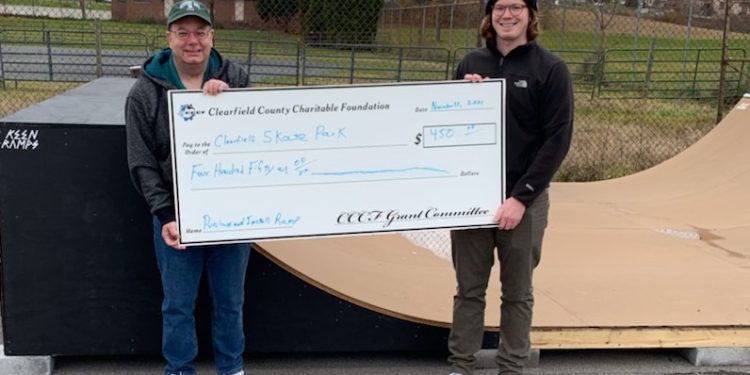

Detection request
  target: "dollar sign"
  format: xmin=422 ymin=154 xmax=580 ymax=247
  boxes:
xmin=414 ymin=133 xmax=422 ymax=145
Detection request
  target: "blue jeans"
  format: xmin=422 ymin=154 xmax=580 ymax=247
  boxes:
xmin=153 ymin=217 xmax=250 ymax=375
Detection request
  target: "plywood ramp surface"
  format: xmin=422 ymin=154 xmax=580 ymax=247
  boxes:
xmin=255 ymin=97 xmax=750 ymax=337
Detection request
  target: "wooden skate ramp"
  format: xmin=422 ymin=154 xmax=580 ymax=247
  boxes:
xmin=255 ymin=96 xmax=750 ymax=348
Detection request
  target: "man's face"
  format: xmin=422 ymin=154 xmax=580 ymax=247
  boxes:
xmin=491 ymin=0 xmax=529 ymax=45
xmin=167 ymin=16 xmax=214 ymax=67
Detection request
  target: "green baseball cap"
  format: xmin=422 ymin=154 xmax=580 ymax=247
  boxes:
xmin=167 ymin=0 xmax=212 ymax=28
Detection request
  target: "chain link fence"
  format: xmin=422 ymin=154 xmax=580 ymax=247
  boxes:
xmin=1 ymin=0 xmax=748 ymax=181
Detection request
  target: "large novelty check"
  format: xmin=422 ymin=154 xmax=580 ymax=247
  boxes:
xmin=169 ymin=80 xmax=505 ymax=245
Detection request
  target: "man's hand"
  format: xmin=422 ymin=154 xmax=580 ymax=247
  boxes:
xmin=162 ymin=221 xmax=187 ymax=250
xmin=203 ymin=79 xmax=229 ymax=96
xmin=493 ymin=197 xmax=526 ymax=231
xmin=464 ymin=73 xmax=485 ymax=83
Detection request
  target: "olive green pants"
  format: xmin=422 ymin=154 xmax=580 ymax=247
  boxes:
xmin=448 ymin=189 xmax=549 ymax=375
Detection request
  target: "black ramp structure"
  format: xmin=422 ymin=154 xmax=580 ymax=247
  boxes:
xmin=0 ymin=78 xmax=453 ymax=356
xmin=0 ymin=78 xmax=162 ymax=355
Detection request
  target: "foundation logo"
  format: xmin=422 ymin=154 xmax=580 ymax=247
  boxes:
xmin=1 ymin=129 xmax=39 ymax=150
xmin=177 ymin=104 xmax=205 ymax=122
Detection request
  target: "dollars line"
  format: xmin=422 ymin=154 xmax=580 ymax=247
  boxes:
xmin=190 ymin=160 xmax=451 ymax=181
xmin=311 ymin=166 xmax=449 ymax=176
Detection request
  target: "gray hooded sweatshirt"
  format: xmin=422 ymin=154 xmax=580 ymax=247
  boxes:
xmin=125 ymin=48 xmax=249 ymax=223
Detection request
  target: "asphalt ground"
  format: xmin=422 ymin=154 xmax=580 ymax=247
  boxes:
xmin=1 ymin=318 xmax=749 ymax=375
xmin=50 ymin=349 xmax=750 ymax=375
xmin=1 ymin=315 xmax=749 ymax=375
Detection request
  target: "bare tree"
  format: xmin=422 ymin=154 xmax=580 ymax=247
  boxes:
xmin=585 ymin=0 xmax=620 ymax=51
xmin=579 ymin=0 xmax=620 ymax=95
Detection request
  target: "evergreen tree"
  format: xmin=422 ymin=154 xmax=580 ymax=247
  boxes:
xmin=256 ymin=0 xmax=299 ymax=32
xmin=301 ymin=0 xmax=385 ymax=44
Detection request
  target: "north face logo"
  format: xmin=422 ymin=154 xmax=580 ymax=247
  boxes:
xmin=514 ymin=80 xmax=528 ymax=89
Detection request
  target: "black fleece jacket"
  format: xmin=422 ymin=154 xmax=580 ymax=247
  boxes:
xmin=125 ymin=49 xmax=249 ymax=224
xmin=454 ymin=40 xmax=573 ymax=207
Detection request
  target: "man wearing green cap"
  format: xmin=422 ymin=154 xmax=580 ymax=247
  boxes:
xmin=447 ymin=0 xmax=573 ymax=374
xmin=125 ymin=1 xmax=250 ymax=375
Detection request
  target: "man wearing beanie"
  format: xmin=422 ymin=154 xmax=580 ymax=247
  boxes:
xmin=448 ymin=0 xmax=573 ymax=374
xmin=125 ymin=1 xmax=250 ymax=374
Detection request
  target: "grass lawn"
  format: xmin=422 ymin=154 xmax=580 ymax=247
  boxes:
xmin=557 ymin=96 xmax=716 ymax=181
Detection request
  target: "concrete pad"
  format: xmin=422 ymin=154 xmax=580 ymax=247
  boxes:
xmin=0 ymin=346 xmax=53 ymax=375
xmin=681 ymin=347 xmax=750 ymax=366
xmin=476 ymin=348 xmax=540 ymax=369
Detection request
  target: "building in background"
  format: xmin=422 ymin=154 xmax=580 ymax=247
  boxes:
xmin=112 ymin=0 xmax=301 ymax=32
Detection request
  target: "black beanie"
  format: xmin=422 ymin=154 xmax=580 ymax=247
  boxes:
xmin=485 ymin=0 xmax=538 ymax=15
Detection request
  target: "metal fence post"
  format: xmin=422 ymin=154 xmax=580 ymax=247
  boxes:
xmin=398 ymin=7 xmax=403 ymax=38
xmin=560 ymin=3 xmax=567 ymax=50
xmin=420 ymin=7 xmax=427 ymax=46
xmin=95 ymin=19 xmax=102 ymax=78
xmin=246 ymin=40 xmax=253 ymax=85
xmin=681 ymin=0 xmax=694 ymax=83
xmin=396 ymin=47 xmax=403 ymax=82
xmin=475 ymin=0 xmax=482 ymax=47
xmin=644 ymin=38 xmax=656 ymax=98
xmin=444 ymin=48 xmax=451 ymax=80
xmin=80 ymin=0 xmax=87 ymax=20
xmin=435 ymin=7 xmax=441 ymax=44
xmin=632 ymin=0 xmax=642 ymax=78
xmin=300 ymin=42 xmax=306 ymax=86
xmin=733 ymin=53 xmax=745 ymax=95
xmin=449 ymin=3 xmax=455 ymax=47
xmin=349 ymin=45 xmax=355 ymax=84
xmin=45 ymin=30 xmax=53 ymax=81
xmin=0 ymin=35 xmax=5 ymax=90
xmin=717 ymin=0 xmax=731 ymax=123
xmin=295 ymin=42 xmax=300 ymax=86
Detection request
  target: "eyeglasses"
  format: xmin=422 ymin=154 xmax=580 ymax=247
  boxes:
xmin=169 ymin=29 xmax=211 ymax=40
xmin=492 ymin=4 xmax=527 ymax=16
